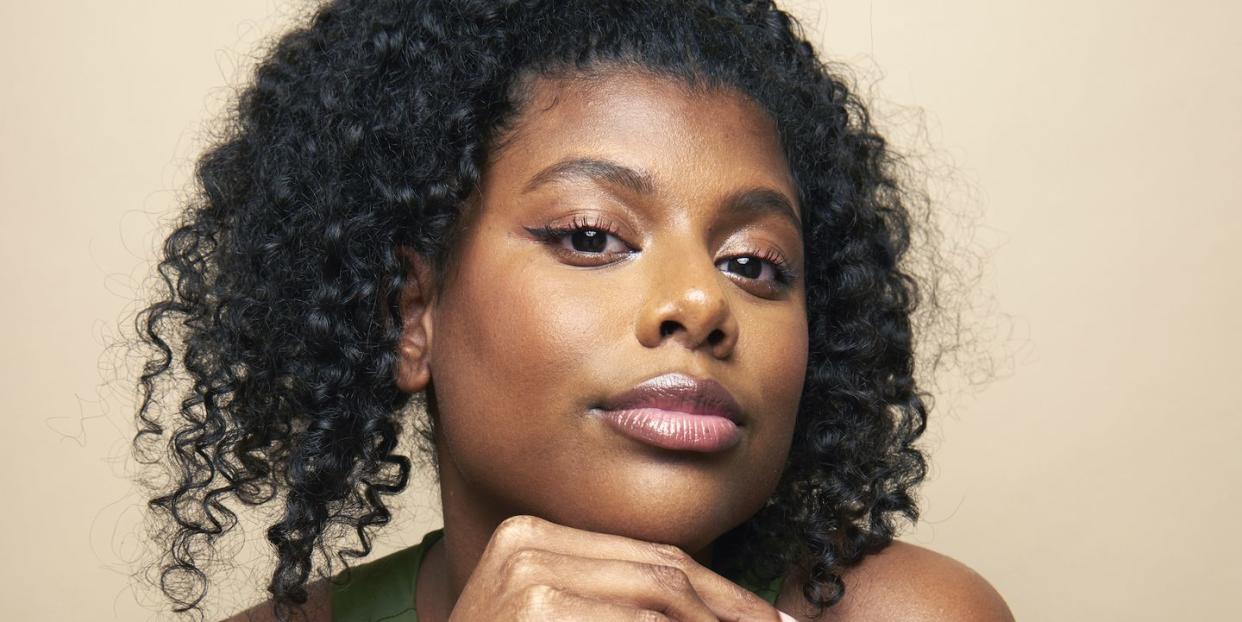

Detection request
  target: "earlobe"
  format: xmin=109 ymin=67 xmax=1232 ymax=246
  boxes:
xmin=394 ymin=247 xmax=436 ymax=394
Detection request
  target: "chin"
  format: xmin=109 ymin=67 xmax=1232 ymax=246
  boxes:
xmin=535 ymin=466 xmax=762 ymax=554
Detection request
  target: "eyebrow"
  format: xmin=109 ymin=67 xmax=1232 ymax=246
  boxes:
xmin=524 ymin=157 xmax=657 ymax=195
xmin=524 ymin=156 xmax=801 ymax=233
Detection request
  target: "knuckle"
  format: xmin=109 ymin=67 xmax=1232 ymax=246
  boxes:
xmin=635 ymin=612 xmax=671 ymax=622
xmin=494 ymin=515 xmax=540 ymax=548
xmin=645 ymin=563 xmax=691 ymax=592
xmin=517 ymin=583 xmax=560 ymax=611
xmin=501 ymin=548 xmax=545 ymax=582
xmin=649 ymin=542 xmax=690 ymax=566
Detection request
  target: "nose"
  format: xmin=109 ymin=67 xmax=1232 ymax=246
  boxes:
xmin=636 ymin=253 xmax=738 ymax=359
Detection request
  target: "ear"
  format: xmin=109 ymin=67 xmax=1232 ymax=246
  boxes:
xmin=394 ymin=247 xmax=436 ymax=393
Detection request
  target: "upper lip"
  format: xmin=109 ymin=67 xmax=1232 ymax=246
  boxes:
xmin=599 ymin=373 xmax=745 ymax=424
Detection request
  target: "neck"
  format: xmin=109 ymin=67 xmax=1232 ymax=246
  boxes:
xmin=418 ymin=434 xmax=717 ymax=622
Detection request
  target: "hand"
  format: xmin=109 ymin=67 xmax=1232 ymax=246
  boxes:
xmin=446 ymin=514 xmax=789 ymax=621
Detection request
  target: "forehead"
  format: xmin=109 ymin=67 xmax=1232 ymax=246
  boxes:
xmin=483 ymin=69 xmax=798 ymax=212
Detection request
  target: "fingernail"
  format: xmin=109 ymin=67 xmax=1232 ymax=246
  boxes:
xmin=777 ymin=611 xmax=797 ymax=622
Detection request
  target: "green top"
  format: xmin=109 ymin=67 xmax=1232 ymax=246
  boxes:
xmin=331 ymin=528 xmax=784 ymax=621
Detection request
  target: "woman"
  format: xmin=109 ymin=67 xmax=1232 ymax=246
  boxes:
xmin=133 ymin=1 xmax=1013 ymax=620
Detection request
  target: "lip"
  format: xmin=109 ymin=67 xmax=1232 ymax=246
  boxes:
xmin=593 ymin=373 xmax=744 ymax=453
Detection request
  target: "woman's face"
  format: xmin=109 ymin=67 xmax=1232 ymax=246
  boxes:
xmin=411 ymin=69 xmax=808 ymax=555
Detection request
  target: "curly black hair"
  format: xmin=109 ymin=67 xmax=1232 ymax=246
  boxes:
xmin=133 ymin=1 xmax=935 ymax=620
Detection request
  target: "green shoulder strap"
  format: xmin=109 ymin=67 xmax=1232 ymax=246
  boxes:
xmin=330 ymin=529 xmax=443 ymax=622
xmin=730 ymin=565 xmax=786 ymax=605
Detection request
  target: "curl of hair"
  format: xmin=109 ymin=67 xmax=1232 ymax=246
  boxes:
xmin=133 ymin=1 xmax=933 ymax=619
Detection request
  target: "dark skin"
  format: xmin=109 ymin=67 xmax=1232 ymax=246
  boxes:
xmin=226 ymin=69 xmax=1014 ymax=622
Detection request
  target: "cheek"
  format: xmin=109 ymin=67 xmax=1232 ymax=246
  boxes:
xmin=428 ymin=239 xmax=626 ymax=434
xmin=449 ymin=261 xmax=615 ymax=381
xmin=736 ymin=302 xmax=808 ymax=488
xmin=740 ymin=302 xmax=808 ymax=416
xmin=780 ymin=314 xmax=809 ymax=409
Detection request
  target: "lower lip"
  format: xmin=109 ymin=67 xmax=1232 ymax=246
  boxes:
xmin=595 ymin=408 xmax=742 ymax=453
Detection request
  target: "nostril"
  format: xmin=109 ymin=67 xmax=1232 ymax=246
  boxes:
xmin=707 ymin=329 xmax=724 ymax=346
xmin=659 ymin=320 xmax=678 ymax=337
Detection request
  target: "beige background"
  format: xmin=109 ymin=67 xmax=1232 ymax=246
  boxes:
xmin=2 ymin=1 xmax=1238 ymax=620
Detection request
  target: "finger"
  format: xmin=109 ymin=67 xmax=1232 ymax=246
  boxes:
xmin=500 ymin=548 xmax=717 ymax=622
xmin=485 ymin=515 xmax=781 ymax=622
xmin=512 ymin=584 xmax=673 ymax=622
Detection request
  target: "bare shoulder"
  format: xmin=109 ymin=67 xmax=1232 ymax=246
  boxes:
xmin=218 ymin=577 xmax=333 ymax=622
xmin=776 ymin=540 xmax=1014 ymax=622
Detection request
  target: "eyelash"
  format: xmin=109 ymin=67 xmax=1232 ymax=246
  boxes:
xmin=524 ymin=215 xmax=799 ymax=289
xmin=734 ymin=246 xmax=798 ymax=286
xmin=527 ymin=214 xmax=636 ymax=254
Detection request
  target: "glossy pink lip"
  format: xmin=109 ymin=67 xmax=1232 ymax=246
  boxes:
xmin=593 ymin=373 xmax=744 ymax=453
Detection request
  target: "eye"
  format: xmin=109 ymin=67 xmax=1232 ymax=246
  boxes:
xmin=715 ymin=249 xmax=797 ymax=291
xmin=524 ymin=214 xmax=635 ymax=261
xmin=718 ymin=256 xmax=771 ymax=280
xmin=560 ymin=227 xmax=629 ymax=254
